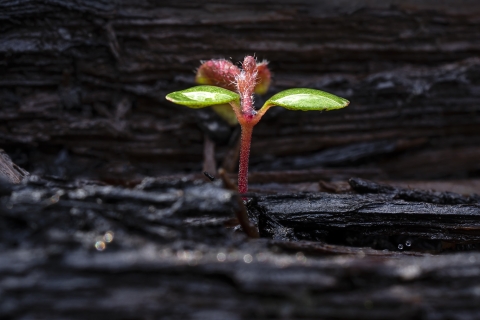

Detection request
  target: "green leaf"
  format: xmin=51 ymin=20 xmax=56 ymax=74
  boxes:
xmin=265 ymin=88 xmax=349 ymax=111
xmin=166 ymin=85 xmax=240 ymax=109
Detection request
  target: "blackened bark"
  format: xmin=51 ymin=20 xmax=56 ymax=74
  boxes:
xmin=3 ymin=1 xmax=480 ymax=319
xmin=1 ymin=0 xmax=480 ymax=181
xmin=1 ymin=176 xmax=480 ymax=319
xmin=349 ymin=177 xmax=480 ymax=204
xmin=253 ymin=191 xmax=480 ymax=251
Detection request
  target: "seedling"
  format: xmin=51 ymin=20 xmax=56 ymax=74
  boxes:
xmin=166 ymin=56 xmax=349 ymax=194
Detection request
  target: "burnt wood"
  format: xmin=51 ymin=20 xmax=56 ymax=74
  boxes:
xmin=1 ymin=0 xmax=480 ymax=181
xmin=349 ymin=177 xmax=480 ymax=204
xmin=1 ymin=176 xmax=480 ymax=319
xmin=253 ymin=192 xmax=480 ymax=252
xmin=3 ymin=1 xmax=480 ymax=319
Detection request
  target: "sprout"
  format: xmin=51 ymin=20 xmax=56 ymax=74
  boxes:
xmin=167 ymin=56 xmax=349 ymax=194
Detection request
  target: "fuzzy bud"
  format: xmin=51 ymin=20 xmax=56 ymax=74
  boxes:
xmin=195 ymin=59 xmax=240 ymax=92
xmin=242 ymin=56 xmax=257 ymax=74
xmin=236 ymin=56 xmax=258 ymax=116
xmin=254 ymin=61 xmax=271 ymax=95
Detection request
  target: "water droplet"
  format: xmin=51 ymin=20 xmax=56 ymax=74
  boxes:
xmin=217 ymin=252 xmax=226 ymax=262
xmin=103 ymin=231 xmax=114 ymax=243
xmin=296 ymin=252 xmax=307 ymax=263
xmin=243 ymin=254 xmax=253 ymax=264
xmin=49 ymin=194 xmax=60 ymax=204
xmin=70 ymin=207 xmax=81 ymax=215
xmin=95 ymin=241 xmax=106 ymax=251
xmin=405 ymin=240 xmax=411 ymax=247
xmin=398 ymin=244 xmax=404 ymax=250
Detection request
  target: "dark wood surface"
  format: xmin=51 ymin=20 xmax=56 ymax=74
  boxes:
xmin=254 ymin=178 xmax=480 ymax=251
xmin=1 ymin=0 xmax=480 ymax=181
xmin=2 ymin=1 xmax=480 ymax=319
xmin=1 ymin=176 xmax=480 ymax=319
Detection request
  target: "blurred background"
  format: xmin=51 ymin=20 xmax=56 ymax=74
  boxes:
xmin=2 ymin=0 xmax=480 ymax=190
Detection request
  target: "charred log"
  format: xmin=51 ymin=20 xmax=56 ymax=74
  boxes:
xmin=0 ymin=1 xmax=480 ymax=181
xmin=1 ymin=177 xmax=480 ymax=319
xmin=252 ymin=192 xmax=480 ymax=252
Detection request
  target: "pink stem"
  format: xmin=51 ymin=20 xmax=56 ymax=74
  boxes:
xmin=238 ymin=124 xmax=253 ymax=194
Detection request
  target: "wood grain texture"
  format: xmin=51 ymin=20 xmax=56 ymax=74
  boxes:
xmin=1 ymin=175 xmax=480 ymax=319
xmin=3 ymin=3 xmax=480 ymax=319
xmin=1 ymin=0 xmax=480 ymax=181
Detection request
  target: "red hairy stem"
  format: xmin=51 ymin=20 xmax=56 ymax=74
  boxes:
xmin=238 ymin=124 xmax=253 ymax=194
xmin=214 ymin=56 xmax=270 ymax=194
